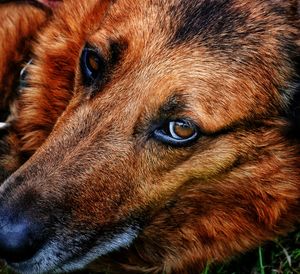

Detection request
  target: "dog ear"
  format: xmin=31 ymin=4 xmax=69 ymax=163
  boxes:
xmin=0 ymin=1 xmax=62 ymax=11
xmin=285 ymin=56 xmax=300 ymax=138
xmin=280 ymin=0 xmax=300 ymax=136
xmin=36 ymin=0 xmax=62 ymax=9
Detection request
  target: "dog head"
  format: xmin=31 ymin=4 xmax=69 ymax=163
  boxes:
xmin=0 ymin=0 xmax=299 ymax=273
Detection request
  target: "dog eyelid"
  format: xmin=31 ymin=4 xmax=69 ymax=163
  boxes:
xmin=153 ymin=119 xmax=200 ymax=147
xmin=80 ymin=44 xmax=107 ymax=88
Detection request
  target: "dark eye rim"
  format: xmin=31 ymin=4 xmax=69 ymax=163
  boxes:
xmin=80 ymin=44 xmax=106 ymax=87
xmin=153 ymin=119 xmax=200 ymax=147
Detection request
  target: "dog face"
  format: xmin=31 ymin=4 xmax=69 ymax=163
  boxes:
xmin=0 ymin=0 xmax=299 ymax=273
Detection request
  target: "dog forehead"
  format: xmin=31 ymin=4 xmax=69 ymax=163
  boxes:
xmin=168 ymin=0 xmax=287 ymax=50
xmin=170 ymin=0 xmax=247 ymax=44
xmin=85 ymin=0 xmax=294 ymax=132
xmin=103 ymin=0 xmax=290 ymax=54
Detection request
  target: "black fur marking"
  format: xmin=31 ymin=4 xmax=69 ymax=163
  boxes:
xmin=132 ymin=93 xmax=187 ymax=139
xmin=169 ymin=0 xmax=251 ymax=51
xmin=157 ymin=93 xmax=187 ymax=119
xmin=109 ymin=40 xmax=127 ymax=69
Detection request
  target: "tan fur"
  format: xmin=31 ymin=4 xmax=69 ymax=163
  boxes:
xmin=0 ymin=0 xmax=299 ymax=273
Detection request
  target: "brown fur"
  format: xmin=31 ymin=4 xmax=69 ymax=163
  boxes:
xmin=0 ymin=2 xmax=48 ymax=180
xmin=0 ymin=0 xmax=299 ymax=273
xmin=0 ymin=2 xmax=48 ymax=120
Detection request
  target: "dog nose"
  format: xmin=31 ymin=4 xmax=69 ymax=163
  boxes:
xmin=0 ymin=218 xmax=42 ymax=263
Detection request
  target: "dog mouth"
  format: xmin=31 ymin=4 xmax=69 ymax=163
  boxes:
xmin=8 ymin=225 xmax=140 ymax=274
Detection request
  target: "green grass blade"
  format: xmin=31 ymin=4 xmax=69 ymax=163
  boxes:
xmin=201 ymin=262 xmax=210 ymax=274
xmin=259 ymin=246 xmax=266 ymax=274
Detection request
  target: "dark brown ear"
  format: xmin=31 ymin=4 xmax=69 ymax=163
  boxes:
xmin=0 ymin=0 xmax=62 ymax=11
xmin=35 ymin=0 xmax=62 ymax=9
xmin=285 ymin=56 xmax=300 ymax=138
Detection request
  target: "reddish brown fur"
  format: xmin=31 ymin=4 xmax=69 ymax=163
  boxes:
xmin=0 ymin=2 xmax=48 ymax=180
xmin=0 ymin=0 xmax=299 ymax=273
xmin=0 ymin=2 xmax=47 ymax=120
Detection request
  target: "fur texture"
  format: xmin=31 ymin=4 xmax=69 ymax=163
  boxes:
xmin=0 ymin=1 xmax=48 ymax=181
xmin=0 ymin=0 xmax=299 ymax=273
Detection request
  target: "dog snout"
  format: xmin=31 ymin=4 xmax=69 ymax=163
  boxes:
xmin=0 ymin=209 xmax=45 ymax=263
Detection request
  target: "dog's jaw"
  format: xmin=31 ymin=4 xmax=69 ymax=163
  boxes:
xmin=9 ymin=225 xmax=139 ymax=274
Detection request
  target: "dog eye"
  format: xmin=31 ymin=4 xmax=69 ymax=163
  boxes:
xmin=80 ymin=46 xmax=106 ymax=86
xmin=154 ymin=119 xmax=200 ymax=146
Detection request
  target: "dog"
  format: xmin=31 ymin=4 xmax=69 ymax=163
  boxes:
xmin=0 ymin=0 xmax=299 ymax=273
xmin=0 ymin=0 xmax=50 ymax=181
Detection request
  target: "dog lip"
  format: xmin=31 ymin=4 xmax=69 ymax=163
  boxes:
xmin=8 ymin=254 xmax=61 ymax=274
xmin=7 ymin=224 xmax=140 ymax=274
xmin=8 ymin=260 xmax=37 ymax=274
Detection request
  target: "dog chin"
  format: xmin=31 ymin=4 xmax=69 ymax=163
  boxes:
xmin=9 ymin=225 xmax=139 ymax=274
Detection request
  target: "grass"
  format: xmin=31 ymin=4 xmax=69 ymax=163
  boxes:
xmin=0 ymin=229 xmax=299 ymax=274
xmin=258 ymin=246 xmax=266 ymax=274
xmin=202 ymin=229 xmax=300 ymax=274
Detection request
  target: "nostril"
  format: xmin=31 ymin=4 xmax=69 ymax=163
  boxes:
xmin=0 ymin=219 xmax=43 ymax=263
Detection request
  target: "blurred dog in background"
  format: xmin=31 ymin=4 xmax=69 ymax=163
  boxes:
xmin=0 ymin=0 xmax=51 ymax=180
xmin=0 ymin=0 xmax=299 ymax=273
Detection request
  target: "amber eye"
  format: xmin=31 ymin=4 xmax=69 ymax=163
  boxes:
xmin=169 ymin=121 xmax=197 ymax=140
xmin=80 ymin=45 xmax=106 ymax=86
xmin=154 ymin=119 xmax=200 ymax=147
